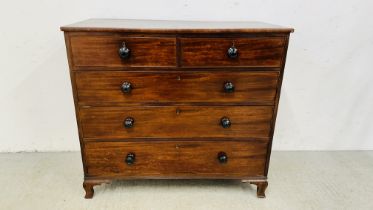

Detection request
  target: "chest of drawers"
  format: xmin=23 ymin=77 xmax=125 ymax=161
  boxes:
xmin=61 ymin=19 xmax=293 ymax=199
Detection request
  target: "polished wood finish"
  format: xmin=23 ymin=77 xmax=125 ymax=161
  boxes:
xmin=83 ymin=179 xmax=111 ymax=199
xmin=61 ymin=19 xmax=293 ymax=198
xmin=61 ymin=19 xmax=294 ymax=34
xmin=85 ymin=141 xmax=267 ymax=178
xmin=250 ymin=181 xmax=268 ymax=198
xmin=180 ymin=37 xmax=285 ymax=67
xmin=80 ymin=106 xmax=273 ymax=139
xmin=75 ymin=71 xmax=279 ymax=105
xmin=69 ymin=36 xmax=176 ymax=68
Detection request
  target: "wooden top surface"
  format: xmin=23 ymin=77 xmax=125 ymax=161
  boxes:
xmin=61 ymin=19 xmax=294 ymax=33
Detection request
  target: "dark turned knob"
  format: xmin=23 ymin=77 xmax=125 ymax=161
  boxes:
xmin=123 ymin=117 xmax=134 ymax=128
xmin=227 ymin=45 xmax=238 ymax=59
xmin=121 ymin=81 xmax=132 ymax=93
xmin=118 ymin=42 xmax=131 ymax=59
xmin=125 ymin=153 xmax=135 ymax=165
xmin=217 ymin=152 xmax=228 ymax=164
xmin=224 ymin=81 xmax=235 ymax=93
xmin=220 ymin=117 xmax=231 ymax=128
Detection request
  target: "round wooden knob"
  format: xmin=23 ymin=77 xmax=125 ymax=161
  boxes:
xmin=121 ymin=81 xmax=132 ymax=93
xmin=224 ymin=81 xmax=235 ymax=93
xmin=124 ymin=117 xmax=134 ymax=128
xmin=118 ymin=42 xmax=131 ymax=59
xmin=125 ymin=153 xmax=135 ymax=165
xmin=217 ymin=152 xmax=228 ymax=163
xmin=220 ymin=117 xmax=231 ymax=128
xmin=227 ymin=45 xmax=238 ymax=59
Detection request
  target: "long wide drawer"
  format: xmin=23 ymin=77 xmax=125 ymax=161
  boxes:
xmin=84 ymin=140 xmax=268 ymax=178
xmin=180 ymin=37 xmax=286 ymax=67
xmin=69 ymin=36 xmax=177 ymax=68
xmin=75 ymin=71 xmax=279 ymax=105
xmin=80 ymin=106 xmax=273 ymax=139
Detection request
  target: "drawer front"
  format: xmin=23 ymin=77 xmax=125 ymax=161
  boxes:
xmin=180 ymin=37 xmax=285 ymax=67
xmin=84 ymin=141 xmax=267 ymax=178
xmin=69 ymin=36 xmax=176 ymax=68
xmin=80 ymin=106 xmax=273 ymax=139
xmin=75 ymin=71 xmax=279 ymax=105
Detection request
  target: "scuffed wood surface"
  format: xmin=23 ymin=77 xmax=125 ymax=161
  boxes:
xmin=61 ymin=19 xmax=294 ymax=33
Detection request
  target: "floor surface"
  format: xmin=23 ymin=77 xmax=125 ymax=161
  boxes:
xmin=0 ymin=151 xmax=372 ymax=210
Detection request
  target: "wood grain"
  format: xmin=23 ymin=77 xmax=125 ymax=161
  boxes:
xmin=180 ymin=37 xmax=285 ymax=67
xmin=84 ymin=140 xmax=268 ymax=178
xmin=75 ymin=71 xmax=279 ymax=105
xmin=79 ymin=106 xmax=273 ymax=139
xmin=250 ymin=181 xmax=268 ymax=198
xmin=264 ymin=36 xmax=290 ymax=176
xmin=61 ymin=19 xmax=293 ymax=198
xmin=63 ymin=32 xmax=90 ymax=175
xmin=69 ymin=36 xmax=176 ymax=68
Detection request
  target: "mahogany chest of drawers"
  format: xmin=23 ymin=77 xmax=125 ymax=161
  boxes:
xmin=61 ymin=19 xmax=293 ymax=198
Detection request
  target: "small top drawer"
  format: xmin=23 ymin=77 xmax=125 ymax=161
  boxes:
xmin=180 ymin=37 xmax=286 ymax=68
xmin=69 ymin=36 xmax=177 ymax=68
